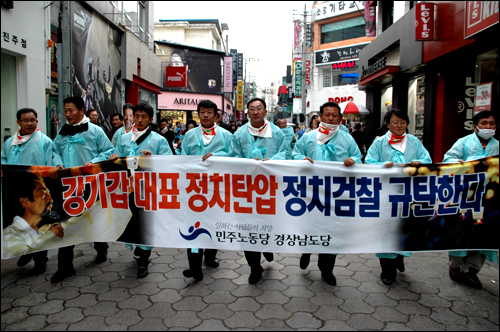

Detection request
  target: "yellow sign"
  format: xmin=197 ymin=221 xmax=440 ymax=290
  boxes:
xmin=237 ymin=80 xmax=244 ymax=110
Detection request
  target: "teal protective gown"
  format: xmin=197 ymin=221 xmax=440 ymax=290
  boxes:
xmin=53 ymin=123 xmax=114 ymax=167
xmin=365 ymin=132 xmax=432 ymax=259
xmin=181 ymin=126 xmax=232 ymax=157
xmin=443 ymin=133 xmax=499 ymax=262
xmin=365 ymin=132 xmax=432 ymax=165
xmin=114 ymin=129 xmax=172 ymax=251
xmin=111 ymin=126 xmax=128 ymax=147
xmin=114 ymin=130 xmax=173 ymax=157
xmin=229 ymin=123 xmax=292 ymax=160
xmin=443 ymin=133 xmax=499 ymax=162
xmin=292 ymin=129 xmax=362 ymax=163
xmin=1 ymin=131 xmax=55 ymax=166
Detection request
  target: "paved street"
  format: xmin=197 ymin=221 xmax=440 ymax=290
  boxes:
xmin=1 ymin=243 xmax=498 ymax=331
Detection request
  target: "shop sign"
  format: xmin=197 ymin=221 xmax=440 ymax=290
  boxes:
xmin=305 ymin=53 xmax=313 ymax=89
xmin=223 ymin=57 xmax=233 ymax=93
xmin=332 ymin=60 xmax=356 ymax=70
xmin=236 ymin=110 xmax=245 ymax=121
xmin=165 ymin=66 xmax=188 ymax=87
xmin=237 ymin=80 xmax=244 ymax=110
xmin=328 ymin=96 xmax=354 ymax=104
xmin=313 ymin=1 xmax=364 ymax=21
xmin=465 ymin=1 xmax=499 ymax=39
xmin=474 ymin=82 xmax=493 ymax=112
xmin=2 ymin=31 xmax=27 ymax=48
xmin=294 ymin=61 xmax=303 ymax=96
xmin=415 ymin=3 xmax=435 ymax=40
xmin=361 ymin=57 xmax=387 ymax=78
xmin=230 ymin=49 xmax=238 ymax=88
xmin=315 ymin=43 xmax=368 ymax=65
xmin=458 ymin=77 xmax=477 ymax=130
xmin=237 ymin=53 xmax=244 ymax=80
xmin=293 ymin=98 xmax=302 ymax=114
xmin=158 ymin=92 xmax=222 ymax=111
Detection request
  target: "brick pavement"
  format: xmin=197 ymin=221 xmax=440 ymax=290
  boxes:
xmin=1 ymin=243 xmax=498 ymax=330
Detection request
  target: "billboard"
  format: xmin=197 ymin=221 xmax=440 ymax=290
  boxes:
xmin=71 ymin=1 xmax=123 ymax=133
xmin=161 ymin=44 xmax=222 ymax=94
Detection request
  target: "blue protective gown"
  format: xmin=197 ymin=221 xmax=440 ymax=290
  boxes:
xmin=53 ymin=123 xmax=114 ymax=167
xmin=111 ymin=126 xmax=129 ymax=147
xmin=365 ymin=132 xmax=432 ymax=259
xmin=443 ymin=133 xmax=499 ymax=162
xmin=1 ymin=131 xmax=55 ymax=166
xmin=181 ymin=126 xmax=232 ymax=157
xmin=114 ymin=130 xmax=173 ymax=157
xmin=114 ymin=129 xmax=172 ymax=251
xmin=443 ymin=133 xmax=499 ymax=262
xmin=365 ymin=132 xmax=432 ymax=166
xmin=228 ymin=123 xmax=292 ymax=160
xmin=292 ymin=129 xmax=362 ymax=163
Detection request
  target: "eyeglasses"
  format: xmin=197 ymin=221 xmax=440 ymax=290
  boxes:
xmin=20 ymin=119 xmax=38 ymax=124
xmin=390 ymin=121 xmax=406 ymax=126
xmin=249 ymin=107 xmax=264 ymax=111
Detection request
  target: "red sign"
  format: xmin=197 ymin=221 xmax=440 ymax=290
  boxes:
xmin=165 ymin=66 xmax=188 ymax=87
xmin=465 ymin=1 xmax=499 ymax=38
xmin=474 ymin=82 xmax=493 ymax=112
xmin=236 ymin=110 xmax=245 ymax=121
xmin=415 ymin=3 xmax=435 ymax=40
xmin=332 ymin=61 xmax=356 ymax=70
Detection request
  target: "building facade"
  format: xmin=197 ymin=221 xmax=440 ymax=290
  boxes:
xmin=307 ymin=1 xmax=375 ymax=130
xmin=358 ymin=1 xmax=499 ymax=161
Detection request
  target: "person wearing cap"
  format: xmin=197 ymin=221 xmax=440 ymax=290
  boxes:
xmin=365 ymin=108 xmax=432 ymax=285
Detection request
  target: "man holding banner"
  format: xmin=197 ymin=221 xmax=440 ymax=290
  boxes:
xmin=292 ymin=101 xmax=362 ymax=286
xmin=51 ymin=96 xmax=114 ymax=283
xmin=110 ymin=103 xmax=172 ymax=278
xmin=229 ymin=98 xmax=292 ymax=284
xmin=1 ymin=108 xmax=56 ymax=275
xmin=180 ymin=100 xmax=233 ymax=281
xmin=443 ymin=110 xmax=498 ymax=290
xmin=365 ymin=109 xmax=432 ymax=285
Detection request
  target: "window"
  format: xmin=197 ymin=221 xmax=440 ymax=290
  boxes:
xmin=323 ymin=68 xmax=332 ymax=87
xmin=321 ymin=17 xmax=366 ymax=43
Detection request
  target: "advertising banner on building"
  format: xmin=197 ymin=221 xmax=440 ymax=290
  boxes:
xmin=465 ymin=1 xmax=500 ymax=38
xmin=224 ymin=56 xmax=233 ymax=93
xmin=364 ymin=1 xmax=376 ymax=37
xmin=160 ymin=44 xmax=222 ymax=94
xmin=237 ymin=80 xmax=244 ymax=110
xmin=293 ymin=19 xmax=303 ymax=62
xmin=71 ymin=1 xmax=122 ymax=133
xmin=2 ymin=156 xmax=498 ymax=259
xmin=165 ymin=66 xmax=188 ymax=87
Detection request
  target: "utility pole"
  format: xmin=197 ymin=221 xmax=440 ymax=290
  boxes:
xmin=58 ymin=1 xmax=72 ymax=116
xmin=301 ymin=4 xmax=307 ymax=128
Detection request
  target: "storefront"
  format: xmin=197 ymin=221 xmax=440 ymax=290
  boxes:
xmin=126 ymin=75 xmax=162 ymax=123
xmin=158 ymin=91 xmax=228 ymax=124
xmin=359 ymin=2 xmax=499 ymax=161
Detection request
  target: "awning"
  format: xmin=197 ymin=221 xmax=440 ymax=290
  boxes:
xmin=359 ymin=66 xmax=400 ymax=86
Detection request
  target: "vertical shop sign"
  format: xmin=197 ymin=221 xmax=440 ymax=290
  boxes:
xmin=237 ymin=53 xmax=244 ymax=81
xmin=364 ymin=1 xmax=376 ymax=37
xmin=231 ymin=49 xmax=238 ymax=87
xmin=294 ymin=61 xmax=303 ymax=96
xmin=224 ymin=57 xmax=233 ymax=93
xmin=237 ymin=80 xmax=244 ymax=111
xmin=415 ymin=3 xmax=435 ymax=40
xmin=305 ymin=53 xmax=312 ymax=89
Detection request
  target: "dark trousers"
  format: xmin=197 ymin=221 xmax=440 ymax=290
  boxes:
xmin=33 ymin=250 xmax=48 ymax=265
xmin=57 ymin=242 xmax=108 ymax=270
xmin=134 ymin=247 xmax=152 ymax=267
xmin=187 ymin=248 xmax=218 ymax=277
xmin=379 ymin=258 xmax=397 ymax=280
xmin=318 ymin=254 xmax=337 ymax=273
xmin=244 ymin=251 xmax=264 ymax=273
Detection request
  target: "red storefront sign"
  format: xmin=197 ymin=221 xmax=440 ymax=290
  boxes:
xmin=165 ymin=66 xmax=188 ymax=87
xmin=415 ymin=3 xmax=435 ymax=40
xmin=465 ymin=1 xmax=499 ymax=38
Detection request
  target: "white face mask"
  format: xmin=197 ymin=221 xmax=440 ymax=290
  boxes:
xmin=476 ymin=128 xmax=496 ymax=140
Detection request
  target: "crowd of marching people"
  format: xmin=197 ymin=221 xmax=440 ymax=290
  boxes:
xmin=1 ymin=95 xmax=498 ymax=291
